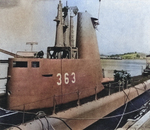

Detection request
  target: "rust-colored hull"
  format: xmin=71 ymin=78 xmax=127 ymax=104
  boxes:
xmin=6 ymin=3 xmax=104 ymax=111
xmin=7 ymin=80 xmax=150 ymax=130
xmin=6 ymin=58 xmax=103 ymax=110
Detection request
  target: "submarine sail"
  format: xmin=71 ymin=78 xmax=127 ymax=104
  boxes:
xmin=6 ymin=1 xmax=104 ymax=111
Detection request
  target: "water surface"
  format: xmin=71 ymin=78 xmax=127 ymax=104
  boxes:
xmin=101 ymin=59 xmax=146 ymax=78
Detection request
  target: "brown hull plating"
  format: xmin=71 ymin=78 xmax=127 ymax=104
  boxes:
xmin=7 ymin=58 xmax=103 ymax=110
xmin=6 ymin=3 xmax=104 ymax=111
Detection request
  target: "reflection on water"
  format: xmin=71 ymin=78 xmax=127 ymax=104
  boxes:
xmin=101 ymin=59 xmax=146 ymax=78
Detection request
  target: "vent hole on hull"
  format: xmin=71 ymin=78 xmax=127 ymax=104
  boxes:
xmin=42 ymin=74 xmax=53 ymax=77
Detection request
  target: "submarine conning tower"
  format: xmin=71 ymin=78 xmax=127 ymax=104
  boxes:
xmin=47 ymin=4 xmax=101 ymax=60
xmin=76 ymin=12 xmax=100 ymax=59
xmin=6 ymin=1 xmax=104 ymax=111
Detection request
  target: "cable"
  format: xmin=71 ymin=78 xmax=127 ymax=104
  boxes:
xmin=49 ymin=107 xmax=142 ymax=121
xmin=115 ymin=98 xmax=128 ymax=129
xmin=122 ymin=88 xmax=137 ymax=109
xmin=48 ymin=117 xmax=72 ymax=130
xmin=134 ymin=86 xmax=140 ymax=96
xmin=133 ymin=86 xmax=150 ymax=104
xmin=0 ymin=97 xmax=145 ymax=130
xmin=134 ymin=86 xmax=145 ymax=92
xmin=0 ymin=111 xmax=18 ymax=119
xmin=103 ymin=108 xmax=141 ymax=119
xmin=37 ymin=117 xmax=45 ymax=130
xmin=0 ymin=107 xmax=36 ymax=115
xmin=44 ymin=117 xmax=49 ymax=130
xmin=44 ymin=116 xmax=56 ymax=130
xmin=0 ymin=122 xmax=22 ymax=130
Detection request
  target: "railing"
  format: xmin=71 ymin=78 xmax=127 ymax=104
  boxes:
xmin=4 ymin=78 xmax=149 ymax=127
xmin=8 ymin=76 xmax=149 ymax=114
xmin=9 ymin=86 xmax=98 ymax=113
xmin=9 ymin=82 xmax=127 ymax=113
xmin=103 ymin=80 xmax=131 ymax=96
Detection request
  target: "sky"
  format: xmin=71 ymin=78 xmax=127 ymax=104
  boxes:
xmin=0 ymin=0 xmax=150 ymax=59
xmin=98 ymin=0 xmax=150 ymax=55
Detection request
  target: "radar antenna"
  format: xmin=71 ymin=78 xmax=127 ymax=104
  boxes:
xmin=26 ymin=42 xmax=38 ymax=51
xmin=69 ymin=6 xmax=78 ymax=47
xmin=98 ymin=0 xmax=102 ymax=22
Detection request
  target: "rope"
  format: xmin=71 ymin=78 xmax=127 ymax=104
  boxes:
xmin=37 ymin=117 xmax=45 ymax=130
xmin=134 ymin=86 xmax=146 ymax=91
xmin=48 ymin=117 xmax=72 ymax=130
xmin=35 ymin=111 xmax=55 ymax=130
xmin=0 ymin=111 xmax=18 ymax=118
xmin=0 ymin=122 xmax=22 ymax=130
xmin=0 ymin=102 xmax=145 ymax=130
xmin=122 ymin=89 xmax=137 ymax=109
xmin=50 ymin=107 xmax=142 ymax=121
xmin=44 ymin=116 xmax=55 ymax=130
xmin=0 ymin=108 xmax=36 ymax=120
xmin=44 ymin=116 xmax=50 ymax=130
xmin=115 ymin=98 xmax=128 ymax=129
xmin=133 ymin=86 xmax=150 ymax=103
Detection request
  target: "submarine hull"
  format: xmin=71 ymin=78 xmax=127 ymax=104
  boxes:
xmin=6 ymin=79 xmax=150 ymax=130
xmin=6 ymin=58 xmax=103 ymax=110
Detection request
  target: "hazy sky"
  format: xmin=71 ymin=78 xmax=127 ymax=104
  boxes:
xmin=97 ymin=0 xmax=150 ymax=55
xmin=0 ymin=0 xmax=150 ymax=59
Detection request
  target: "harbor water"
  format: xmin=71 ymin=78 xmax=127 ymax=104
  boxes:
xmin=0 ymin=59 xmax=146 ymax=93
xmin=101 ymin=59 xmax=146 ymax=78
xmin=0 ymin=63 xmax=8 ymax=94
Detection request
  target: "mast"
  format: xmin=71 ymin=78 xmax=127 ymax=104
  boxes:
xmin=63 ymin=0 xmax=70 ymax=47
xmin=70 ymin=10 xmax=74 ymax=47
xmin=69 ymin=6 xmax=78 ymax=47
xmin=54 ymin=0 xmax=64 ymax=47
xmin=47 ymin=0 xmax=78 ymax=59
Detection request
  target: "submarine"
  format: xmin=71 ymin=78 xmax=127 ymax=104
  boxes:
xmin=1 ymin=0 xmax=150 ymax=130
xmin=5 ymin=0 xmax=104 ymax=111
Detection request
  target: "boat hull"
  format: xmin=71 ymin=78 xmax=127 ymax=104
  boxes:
xmin=6 ymin=80 xmax=150 ymax=130
xmin=6 ymin=58 xmax=103 ymax=110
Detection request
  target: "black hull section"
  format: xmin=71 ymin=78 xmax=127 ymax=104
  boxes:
xmin=0 ymin=109 xmax=35 ymax=130
xmin=85 ymin=89 xmax=150 ymax=130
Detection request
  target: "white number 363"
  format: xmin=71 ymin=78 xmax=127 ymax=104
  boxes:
xmin=57 ymin=72 xmax=76 ymax=85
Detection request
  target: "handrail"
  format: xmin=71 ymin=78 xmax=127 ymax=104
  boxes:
xmin=9 ymin=78 xmax=146 ymax=112
xmin=0 ymin=48 xmax=23 ymax=58
xmin=10 ymin=86 xmax=98 ymax=110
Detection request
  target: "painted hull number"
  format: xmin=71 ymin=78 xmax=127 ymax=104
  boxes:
xmin=57 ymin=72 xmax=76 ymax=85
